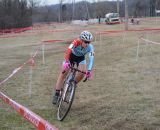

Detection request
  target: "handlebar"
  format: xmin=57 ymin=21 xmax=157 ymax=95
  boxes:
xmin=62 ymin=66 xmax=88 ymax=82
xmin=70 ymin=66 xmax=86 ymax=74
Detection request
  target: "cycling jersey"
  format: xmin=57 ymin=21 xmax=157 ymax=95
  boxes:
xmin=65 ymin=39 xmax=94 ymax=71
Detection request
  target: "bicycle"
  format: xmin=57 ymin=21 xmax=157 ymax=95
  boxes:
xmin=57 ymin=64 xmax=87 ymax=121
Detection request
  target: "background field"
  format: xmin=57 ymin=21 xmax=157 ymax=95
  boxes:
xmin=1 ymin=19 xmax=160 ymax=130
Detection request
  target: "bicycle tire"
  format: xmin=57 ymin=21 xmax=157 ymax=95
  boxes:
xmin=57 ymin=81 xmax=76 ymax=121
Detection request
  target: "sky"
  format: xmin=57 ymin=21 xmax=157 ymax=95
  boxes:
xmin=43 ymin=0 xmax=118 ymax=5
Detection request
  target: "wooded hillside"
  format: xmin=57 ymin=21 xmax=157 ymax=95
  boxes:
xmin=0 ymin=0 xmax=160 ymax=29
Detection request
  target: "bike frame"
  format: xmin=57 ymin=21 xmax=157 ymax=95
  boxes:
xmin=57 ymin=66 xmax=86 ymax=121
xmin=62 ymin=67 xmax=86 ymax=102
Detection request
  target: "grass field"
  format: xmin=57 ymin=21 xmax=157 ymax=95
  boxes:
xmin=1 ymin=19 xmax=160 ymax=130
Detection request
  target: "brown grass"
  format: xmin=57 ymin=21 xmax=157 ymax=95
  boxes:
xmin=1 ymin=19 xmax=160 ymax=130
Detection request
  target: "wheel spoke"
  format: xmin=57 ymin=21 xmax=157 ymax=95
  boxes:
xmin=57 ymin=82 xmax=75 ymax=121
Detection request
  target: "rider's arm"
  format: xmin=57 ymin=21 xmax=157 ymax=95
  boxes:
xmin=65 ymin=43 xmax=73 ymax=61
xmin=64 ymin=40 xmax=79 ymax=61
xmin=87 ymin=44 xmax=94 ymax=71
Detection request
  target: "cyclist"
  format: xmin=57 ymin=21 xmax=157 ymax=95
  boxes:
xmin=52 ymin=31 xmax=95 ymax=104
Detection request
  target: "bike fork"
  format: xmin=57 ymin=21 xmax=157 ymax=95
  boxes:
xmin=62 ymin=83 xmax=69 ymax=101
xmin=69 ymin=83 xmax=76 ymax=102
xmin=69 ymin=86 xmax=74 ymax=102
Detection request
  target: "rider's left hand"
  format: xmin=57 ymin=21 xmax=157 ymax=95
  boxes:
xmin=86 ymin=70 xmax=92 ymax=79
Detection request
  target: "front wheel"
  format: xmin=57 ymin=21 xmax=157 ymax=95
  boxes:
xmin=57 ymin=82 xmax=76 ymax=121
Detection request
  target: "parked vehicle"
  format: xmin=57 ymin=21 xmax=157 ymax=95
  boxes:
xmin=105 ymin=13 xmax=120 ymax=24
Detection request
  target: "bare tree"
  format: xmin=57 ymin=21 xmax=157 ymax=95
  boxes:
xmin=0 ymin=0 xmax=32 ymax=29
xmin=59 ymin=0 xmax=65 ymax=22
xmin=117 ymin=0 xmax=120 ymax=14
xmin=125 ymin=0 xmax=128 ymax=30
xmin=156 ymin=0 xmax=160 ymax=9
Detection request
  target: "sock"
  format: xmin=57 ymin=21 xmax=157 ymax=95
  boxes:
xmin=55 ymin=90 xmax=60 ymax=96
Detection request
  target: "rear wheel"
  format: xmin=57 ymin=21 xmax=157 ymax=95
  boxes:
xmin=57 ymin=82 xmax=76 ymax=121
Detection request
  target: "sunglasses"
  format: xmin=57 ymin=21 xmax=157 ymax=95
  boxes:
xmin=84 ymin=41 xmax=90 ymax=44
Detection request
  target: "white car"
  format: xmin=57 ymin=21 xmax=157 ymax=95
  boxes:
xmin=105 ymin=13 xmax=120 ymax=24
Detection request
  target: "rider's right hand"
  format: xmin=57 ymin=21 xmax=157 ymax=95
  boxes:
xmin=63 ymin=61 xmax=70 ymax=71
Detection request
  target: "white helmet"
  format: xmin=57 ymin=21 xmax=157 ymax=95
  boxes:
xmin=80 ymin=31 xmax=93 ymax=42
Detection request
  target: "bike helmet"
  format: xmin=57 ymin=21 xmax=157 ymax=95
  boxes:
xmin=80 ymin=31 xmax=93 ymax=42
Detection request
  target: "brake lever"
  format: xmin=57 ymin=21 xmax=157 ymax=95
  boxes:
xmin=83 ymin=77 xmax=88 ymax=82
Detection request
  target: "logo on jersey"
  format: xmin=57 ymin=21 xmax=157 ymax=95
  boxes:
xmin=73 ymin=46 xmax=88 ymax=56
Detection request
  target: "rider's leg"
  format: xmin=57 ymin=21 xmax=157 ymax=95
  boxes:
xmin=75 ymin=63 xmax=86 ymax=84
xmin=54 ymin=60 xmax=70 ymax=91
xmin=53 ymin=65 xmax=69 ymax=104
xmin=55 ymin=70 xmax=68 ymax=91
